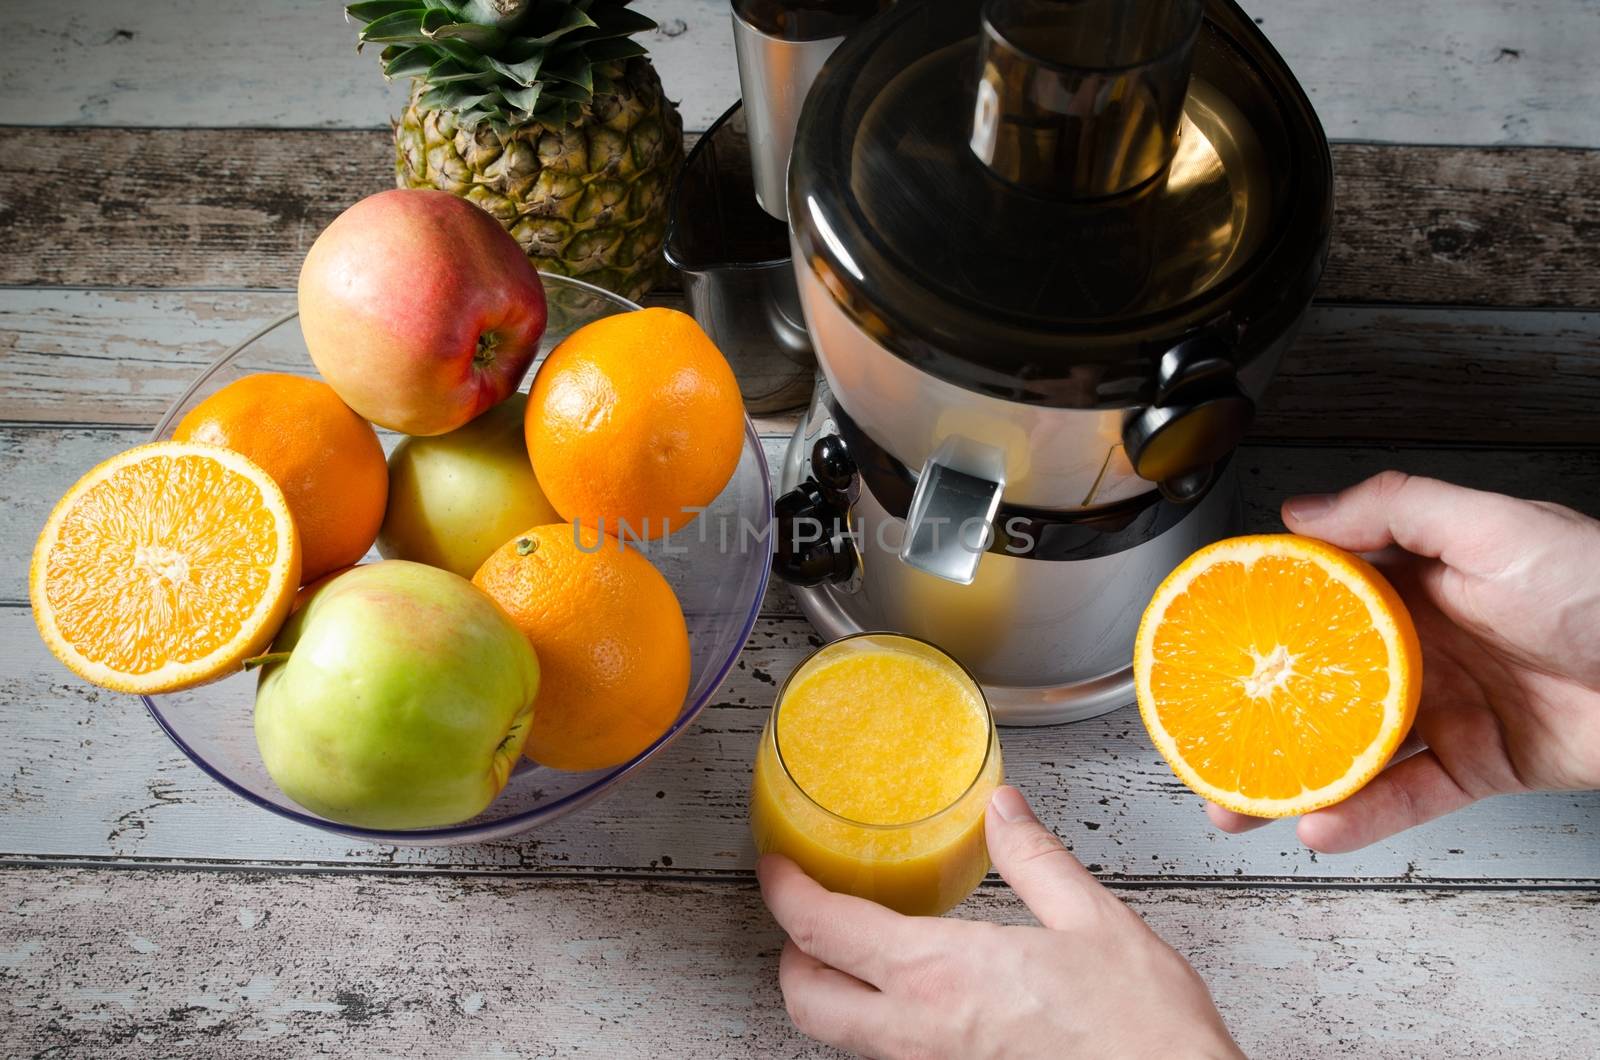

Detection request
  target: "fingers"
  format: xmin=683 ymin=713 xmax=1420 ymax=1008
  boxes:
xmin=777 ymin=939 xmax=888 ymax=1056
xmin=1282 ymin=471 xmax=1541 ymax=574
xmin=1204 ymin=802 xmax=1273 ymax=834
xmin=757 ymin=854 xmax=910 ymax=987
xmin=985 ymin=785 xmax=1106 ymax=930
xmin=1296 ymin=749 xmax=1477 ymax=853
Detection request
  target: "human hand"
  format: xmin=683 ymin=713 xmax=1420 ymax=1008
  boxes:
xmin=759 ymin=785 xmax=1241 ymax=1059
xmin=1208 ymin=472 xmax=1600 ymax=851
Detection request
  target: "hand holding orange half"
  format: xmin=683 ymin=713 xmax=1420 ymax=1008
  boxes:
xmin=1196 ymin=473 xmax=1600 ymax=853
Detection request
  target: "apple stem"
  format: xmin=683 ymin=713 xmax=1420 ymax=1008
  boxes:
xmin=474 ymin=331 xmax=499 ymax=368
xmin=241 ymin=652 xmax=292 ymax=672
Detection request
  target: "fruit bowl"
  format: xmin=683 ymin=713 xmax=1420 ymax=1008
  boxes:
xmin=145 ymin=275 xmax=774 ymax=845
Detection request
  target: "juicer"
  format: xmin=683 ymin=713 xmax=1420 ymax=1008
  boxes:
xmin=742 ymin=0 xmax=1332 ymax=724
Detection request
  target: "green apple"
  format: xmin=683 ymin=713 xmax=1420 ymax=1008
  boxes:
xmin=253 ymin=560 xmax=540 ymax=829
xmin=377 ymin=392 xmax=561 ymax=578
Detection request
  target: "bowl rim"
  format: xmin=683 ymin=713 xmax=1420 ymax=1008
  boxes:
xmin=141 ymin=273 xmax=775 ymax=844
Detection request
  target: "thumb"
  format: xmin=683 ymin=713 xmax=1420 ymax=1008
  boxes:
xmin=1282 ymin=471 xmax=1535 ymax=574
xmin=985 ymin=785 xmax=1106 ymax=929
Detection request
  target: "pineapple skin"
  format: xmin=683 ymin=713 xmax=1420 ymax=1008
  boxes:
xmin=395 ymin=58 xmax=684 ymax=302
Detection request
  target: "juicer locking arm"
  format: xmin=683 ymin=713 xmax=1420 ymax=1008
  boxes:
xmin=1122 ymin=334 xmax=1255 ymax=504
xmin=773 ymin=434 xmax=860 ymax=587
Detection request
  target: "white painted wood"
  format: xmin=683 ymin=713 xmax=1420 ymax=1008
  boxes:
xmin=2 ymin=0 xmax=1598 ymax=146
xmin=3 ymin=605 xmax=1599 ymax=879
xmin=0 ymin=867 xmax=1596 ymax=1057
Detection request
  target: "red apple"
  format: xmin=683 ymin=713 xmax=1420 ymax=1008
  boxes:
xmin=297 ymin=189 xmax=547 ymax=436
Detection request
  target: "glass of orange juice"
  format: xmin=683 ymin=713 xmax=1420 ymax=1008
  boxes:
xmin=749 ymin=632 xmax=1003 ymax=916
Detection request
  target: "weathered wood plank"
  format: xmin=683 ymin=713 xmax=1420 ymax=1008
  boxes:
xmin=1325 ymin=144 xmax=1600 ymax=308
xmin=4 ymin=598 xmax=1599 ymax=880
xmin=5 ymin=291 xmax=1597 ymax=443
xmin=5 ymin=0 xmax=1598 ymax=148
xmin=0 ymin=867 xmax=1596 ymax=1058
xmin=4 ymin=130 xmax=1599 ymax=307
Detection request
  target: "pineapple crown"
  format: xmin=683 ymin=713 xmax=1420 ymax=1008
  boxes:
xmin=346 ymin=0 xmax=657 ymax=128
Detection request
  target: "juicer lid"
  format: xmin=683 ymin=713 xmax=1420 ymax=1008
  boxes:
xmin=787 ymin=0 xmax=1333 ymax=408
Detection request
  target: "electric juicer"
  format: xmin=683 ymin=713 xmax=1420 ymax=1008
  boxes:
xmin=734 ymin=0 xmax=1333 ymax=725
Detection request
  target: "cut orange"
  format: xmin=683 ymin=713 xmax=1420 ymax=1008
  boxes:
xmin=30 ymin=441 xmax=301 ymax=694
xmin=1134 ymin=534 xmax=1421 ymax=818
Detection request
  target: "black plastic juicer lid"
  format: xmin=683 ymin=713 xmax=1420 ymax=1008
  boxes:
xmin=787 ymin=0 xmax=1333 ymax=408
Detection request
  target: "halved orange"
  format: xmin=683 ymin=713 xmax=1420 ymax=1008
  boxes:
xmin=30 ymin=441 xmax=301 ymax=694
xmin=1134 ymin=534 xmax=1421 ymax=818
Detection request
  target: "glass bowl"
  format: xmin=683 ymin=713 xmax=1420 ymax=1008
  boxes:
xmin=144 ymin=275 xmax=774 ymax=845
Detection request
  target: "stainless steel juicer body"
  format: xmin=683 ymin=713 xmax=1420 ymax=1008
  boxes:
xmin=767 ymin=0 xmax=1333 ymax=724
xmin=778 ymin=381 xmax=1243 ymax=725
xmin=731 ymin=0 xmax=888 ymax=222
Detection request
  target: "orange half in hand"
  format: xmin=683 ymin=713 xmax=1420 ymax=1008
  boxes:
xmin=30 ymin=441 xmax=301 ymax=694
xmin=1134 ymin=534 xmax=1422 ymax=818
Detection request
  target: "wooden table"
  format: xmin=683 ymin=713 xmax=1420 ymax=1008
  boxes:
xmin=3 ymin=2 xmax=1598 ymax=1055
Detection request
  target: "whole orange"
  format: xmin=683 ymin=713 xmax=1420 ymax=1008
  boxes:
xmin=472 ymin=524 xmax=691 ymax=772
xmin=175 ymin=373 xmax=388 ymax=583
xmin=525 ymin=307 xmax=744 ymax=539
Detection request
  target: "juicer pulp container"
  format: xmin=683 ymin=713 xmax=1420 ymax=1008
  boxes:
xmin=665 ymin=101 xmax=814 ymax=415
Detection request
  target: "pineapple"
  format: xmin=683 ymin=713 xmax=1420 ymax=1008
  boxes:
xmin=347 ymin=0 xmax=685 ymax=300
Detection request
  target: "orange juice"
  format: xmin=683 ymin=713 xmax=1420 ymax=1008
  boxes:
xmin=750 ymin=633 xmax=1002 ymax=915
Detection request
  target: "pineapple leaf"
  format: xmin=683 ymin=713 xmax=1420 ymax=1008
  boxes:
xmin=542 ymin=54 xmax=594 ymax=94
xmin=382 ymin=44 xmax=436 ymax=79
xmin=580 ymin=6 xmax=657 ymax=40
xmin=419 ymin=84 xmax=494 ymax=112
xmin=499 ymin=83 xmax=542 ymax=113
xmin=352 ymin=0 xmax=661 ymax=125
xmin=427 ymin=21 xmax=509 ymax=50
xmin=346 ymin=1 xmax=417 ymax=23
xmin=583 ymin=38 xmax=646 ymax=64
xmin=426 ymin=58 xmax=497 ymax=84
xmin=541 ymin=82 xmax=592 ymax=103
xmin=523 ymin=6 xmax=598 ymax=45
xmin=356 ymin=11 xmax=430 ymax=43
xmin=417 ymin=35 xmax=491 ymax=68
xmin=486 ymin=52 xmax=544 ymax=86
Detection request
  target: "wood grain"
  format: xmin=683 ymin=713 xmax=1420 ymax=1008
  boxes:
xmin=5 ymin=0 xmax=1599 ymax=147
xmin=4 ymin=129 xmax=1600 ymax=307
xmin=5 ymin=291 xmax=1598 ymax=443
xmin=1324 ymin=144 xmax=1600 ymax=308
xmin=1 ymin=867 xmax=1597 ymax=1058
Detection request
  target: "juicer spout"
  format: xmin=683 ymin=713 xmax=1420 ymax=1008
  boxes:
xmin=969 ymin=0 xmax=1203 ymax=198
xmin=900 ymin=437 xmax=1007 ymax=586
